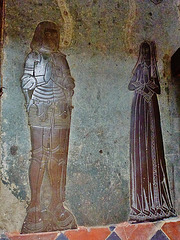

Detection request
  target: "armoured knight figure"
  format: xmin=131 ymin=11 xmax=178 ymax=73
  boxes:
xmin=21 ymin=21 xmax=77 ymax=233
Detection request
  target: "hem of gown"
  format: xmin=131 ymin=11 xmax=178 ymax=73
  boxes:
xmin=129 ymin=208 xmax=177 ymax=224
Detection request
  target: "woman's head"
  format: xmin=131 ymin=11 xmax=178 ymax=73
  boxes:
xmin=30 ymin=21 xmax=60 ymax=52
xmin=132 ymin=41 xmax=159 ymax=81
xmin=141 ymin=42 xmax=151 ymax=64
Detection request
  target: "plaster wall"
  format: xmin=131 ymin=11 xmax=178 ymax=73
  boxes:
xmin=0 ymin=0 xmax=179 ymax=232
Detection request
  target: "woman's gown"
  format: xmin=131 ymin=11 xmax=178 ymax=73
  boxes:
xmin=129 ymin=62 xmax=176 ymax=222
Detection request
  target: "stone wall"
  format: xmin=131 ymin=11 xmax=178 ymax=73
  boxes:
xmin=0 ymin=0 xmax=179 ymax=232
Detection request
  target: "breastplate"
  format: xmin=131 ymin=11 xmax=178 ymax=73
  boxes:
xmin=32 ymin=54 xmax=66 ymax=104
xmin=32 ymin=79 xmax=66 ymax=103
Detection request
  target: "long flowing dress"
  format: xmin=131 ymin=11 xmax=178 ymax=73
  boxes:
xmin=129 ymin=51 xmax=176 ymax=222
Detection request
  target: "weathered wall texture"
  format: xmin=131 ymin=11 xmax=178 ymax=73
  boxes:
xmin=0 ymin=0 xmax=179 ymax=232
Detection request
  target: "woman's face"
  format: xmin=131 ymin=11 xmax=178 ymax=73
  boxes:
xmin=42 ymin=28 xmax=59 ymax=52
xmin=142 ymin=44 xmax=151 ymax=63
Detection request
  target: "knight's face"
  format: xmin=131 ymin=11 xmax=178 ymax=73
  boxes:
xmin=42 ymin=28 xmax=59 ymax=52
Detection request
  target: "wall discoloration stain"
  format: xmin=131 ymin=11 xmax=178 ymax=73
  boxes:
xmin=57 ymin=0 xmax=73 ymax=47
xmin=124 ymin=0 xmax=137 ymax=54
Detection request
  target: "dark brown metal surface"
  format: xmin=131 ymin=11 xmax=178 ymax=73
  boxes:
xmin=21 ymin=21 xmax=77 ymax=233
xmin=128 ymin=41 xmax=176 ymax=223
xmin=150 ymin=0 xmax=163 ymax=4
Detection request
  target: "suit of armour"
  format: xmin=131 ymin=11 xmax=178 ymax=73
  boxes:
xmin=21 ymin=49 xmax=77 ymax=233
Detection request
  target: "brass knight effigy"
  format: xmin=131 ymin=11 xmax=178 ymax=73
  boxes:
xmin=21 ymin=21 xmax=77 ymax=233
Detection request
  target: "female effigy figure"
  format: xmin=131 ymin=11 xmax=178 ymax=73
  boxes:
xmin=21 ymin=21 xmax=77 ymax=233
xmin=128 ymin=41 xmax=176 ymax=222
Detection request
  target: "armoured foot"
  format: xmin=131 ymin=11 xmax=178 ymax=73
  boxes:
xmin=21 ymin=206 xmax=44 ymax=234
xmin=43 ymin=203 xmax=77 ymax=232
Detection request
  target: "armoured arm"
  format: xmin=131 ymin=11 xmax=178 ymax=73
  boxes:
xmin=51 ymin=53 xmax=75 ymax=91
xmin=21 ymin=52 xmax=39 ymax=111
xmin=61 ymin=56 xmax=75 ymax=91
xmin=21 ymin=52 xmax=40 ymax=91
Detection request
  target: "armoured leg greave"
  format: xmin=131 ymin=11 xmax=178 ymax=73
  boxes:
xmin=21 ymin=127 xmax=77 ymax=233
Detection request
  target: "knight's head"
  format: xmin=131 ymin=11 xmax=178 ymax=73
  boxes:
xmin=30 ymin=21 xmax=59 ymax=52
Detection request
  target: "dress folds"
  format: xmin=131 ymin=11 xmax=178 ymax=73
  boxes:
xmin=129 ymin=41 xmax=176 ymax=222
